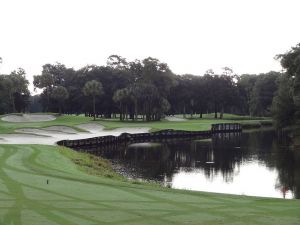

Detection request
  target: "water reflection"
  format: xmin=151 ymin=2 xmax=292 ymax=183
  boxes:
xmin=80 ymin=130 xmax=300 ymax=199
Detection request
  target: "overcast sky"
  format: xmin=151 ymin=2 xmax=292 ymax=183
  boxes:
xmin=0 ymin=0 xmax=299 ymax=93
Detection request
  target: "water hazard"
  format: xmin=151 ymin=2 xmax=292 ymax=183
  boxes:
xmin=82 ymin=129 xmax=300 ymax=199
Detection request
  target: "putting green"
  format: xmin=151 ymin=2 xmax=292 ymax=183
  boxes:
xmin=0 ymin=144 xmax=299 ymax=225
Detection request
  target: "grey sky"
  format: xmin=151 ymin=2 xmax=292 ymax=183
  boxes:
xmin=0 ymin=0 xmax=299 ymax=93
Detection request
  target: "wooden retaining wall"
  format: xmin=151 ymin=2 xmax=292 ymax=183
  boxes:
xmin=211 ymin=123 xmax=242 ymax=133
xmin=57 ymin=123 xmax=242 ymax=149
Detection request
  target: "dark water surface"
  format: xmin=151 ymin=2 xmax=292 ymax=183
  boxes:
xmin=85 ymin=129 xmax=300 ymax=199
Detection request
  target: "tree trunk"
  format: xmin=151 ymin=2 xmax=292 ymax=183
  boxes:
xmin=134 ymin=99 xmax=138 ymax=121
xmin=93 ymin=95 xmax=96 ymax=121
xmin=10 ymin=92 xmax=16 ymax=113
xmin=46 ymin=88 xmax=50 ymax=112
xmin=220 ymin=105 xmax=224 ymax=119
xmin=214 ymin=103 xmax=218 ymax=119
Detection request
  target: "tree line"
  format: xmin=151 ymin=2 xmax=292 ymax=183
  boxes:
xmin=0 ymin=68 xmax=30 ymax=114
xmin=1 ymin=43 xmax=299 ymax=127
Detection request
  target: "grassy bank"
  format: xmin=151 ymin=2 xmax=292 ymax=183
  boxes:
xmin=0 ymin=144 xmax=299 ymax=225
xmin=59 ymin=146 xmax=122 ymax=180
xmin=0 ymin=114 xmax=272 ymax=134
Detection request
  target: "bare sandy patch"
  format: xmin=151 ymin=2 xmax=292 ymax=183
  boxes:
xmin=1 ymin=114 xmax=56 ymax=123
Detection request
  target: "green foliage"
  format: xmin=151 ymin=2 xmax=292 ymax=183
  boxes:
xmin=249 ymin=72 xmax=280 ymax=116
xmin=50 ymin=86 xmax=69 ymax=113
xmin=82 ymin=80 xmax=104 ymax=97
xmin=272 ymin=75 xmax=295 ymax=128
xmin=82 ymin=80 xmax=104 ymax=120
xmin=0 ymin=68 xmax=30 ymax=113
xmin=275 ymin=43 xmax=300 ymax=125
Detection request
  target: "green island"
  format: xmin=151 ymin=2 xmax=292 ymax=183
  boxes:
xmin=0 ymin=114 xmax=299 ymax=225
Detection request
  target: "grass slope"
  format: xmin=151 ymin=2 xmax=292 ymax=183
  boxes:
xmin=0 ymin=144 xmax=299 ymax=225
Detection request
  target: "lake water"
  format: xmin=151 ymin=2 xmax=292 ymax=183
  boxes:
xmin=83 ymin=129 xmax=300 ymax=199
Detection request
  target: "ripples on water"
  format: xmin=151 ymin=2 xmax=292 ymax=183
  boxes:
xmin=81 ymin=130 xmax=300 ymax=199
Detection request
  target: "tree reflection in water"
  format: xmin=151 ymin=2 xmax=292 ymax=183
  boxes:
xmin=77 ymin=129 xmax=300 ymax=199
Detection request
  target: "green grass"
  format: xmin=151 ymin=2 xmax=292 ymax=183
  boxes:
xmin=0 ymin=144 xmax=299 ymax=225
xmin=1 ymin=113 xmax=296 ymax=224
xmin=0 ymin=114 xmax=272 ymax=134
xmin=0 ymin=114 xmax=93 ymax=134
xmin=175 ymin=113 xmax=270 ymax=120
xmin=59 ymin=146 xmax=122 ymax=180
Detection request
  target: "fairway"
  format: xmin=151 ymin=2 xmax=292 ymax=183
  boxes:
xmin=0 ymin=144 xmax=299 ymax=225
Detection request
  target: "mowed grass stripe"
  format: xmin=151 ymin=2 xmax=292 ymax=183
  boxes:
xmin=0 ymin=144 xmax=299 ymax=225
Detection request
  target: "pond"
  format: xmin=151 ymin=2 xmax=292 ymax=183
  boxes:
xmin=82 ymin=129 xmax=300 ymax=199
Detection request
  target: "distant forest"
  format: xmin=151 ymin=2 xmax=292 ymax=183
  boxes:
xmin=0 ymin=43 xmax=299 ymax=127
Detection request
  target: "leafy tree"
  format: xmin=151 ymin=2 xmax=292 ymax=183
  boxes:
xmin=33 ymin=63 xmax=68 ymax=111
xmin=272 ymin=75 xmax=295 ymax=128
xmin=82 ymin=80 xmax=104 ymax=120
xmin=51 ymin=86 xmax=69 ymax=114
xmin=236 ymin=74 xmax=258 ymax=114
xmin=113 ymin=88 xmax=131 ymax=121
xmin=276 ymin=43 xmax=300 ymax=122
xmin=249 ymin=72 xmax=280 ymax=116
xmin=8 ymin=68 xmax=30 ymax=112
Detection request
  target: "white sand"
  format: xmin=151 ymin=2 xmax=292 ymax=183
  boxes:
xmin=43 ymin=126 xmax=78 ymax=134
xmin=0 ymin=134 xmax=56 ymax=145
xmin=0 ymin=124 xmax=150 ymax=145
xmin=1 ymin=114 xmax=56 ymax=122
xmin=165 ymin=116 xmax=187 ymax=122
xmin=76 ymin=123 xmax=105 ymax=133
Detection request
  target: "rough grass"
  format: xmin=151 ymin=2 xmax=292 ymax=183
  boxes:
xmin=0 ymin=144 xmax=299 ymax=225
xmin=59 ymin=146 xmax=122 ymax=180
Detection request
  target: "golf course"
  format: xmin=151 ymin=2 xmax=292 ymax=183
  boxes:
xmin=0 ymin=114 xmax=299 ymax=225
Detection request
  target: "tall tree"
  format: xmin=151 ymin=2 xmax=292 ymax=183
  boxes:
xmin=272 ymin=75 xmax=295 ymax=128
xmin=276 ymin=43 xmax=300 ymax=123
xmin=33 ymin=63 xmax=68 ymax=111
xmin=8 ymin=68 xmax=30 ymax=112
xmin=82 ymin=80 xmax=104 ymax=120
xmin=249 ymin=72 xmax=280 ymax=116
xmin=51 ymin=86 xmax=69 ymax=114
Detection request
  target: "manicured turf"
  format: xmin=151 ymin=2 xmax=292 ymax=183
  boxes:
xmin=0 ymin=114 xmax=272 ymax=134
xmin=0 ymin=113 xmax=297 ymax=224
xmin=0 ymin=144 xmax=299 ymax=225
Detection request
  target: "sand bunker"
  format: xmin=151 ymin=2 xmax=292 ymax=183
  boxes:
xmin=0 ymin=133 xmax=56 ymax=145
xmin=76 ymin=123 xmax=104 ymax=133
xmin=1 ymin=114 xmax=56 ymax=123
xmin=165 ymin=116 xmax=187 ymax=122
xmin=0 ymin=124 xmax=150 ymax=145
xmin=43 ymin=126 xmax=78 ymax=134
